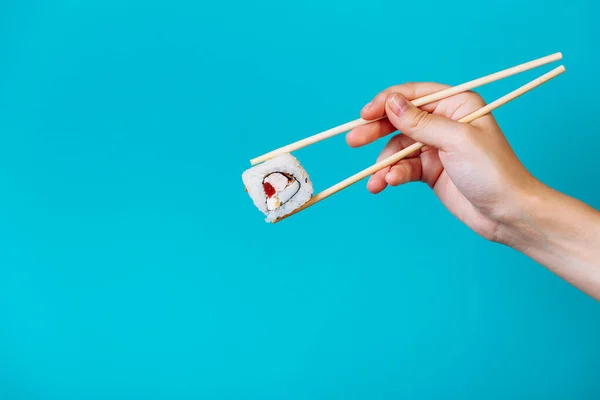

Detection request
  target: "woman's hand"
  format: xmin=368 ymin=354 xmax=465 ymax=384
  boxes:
xmin=346 ymin=83 xmax=538 ymax=242
xmin=347 ymin=83 xmax=600 ymax=300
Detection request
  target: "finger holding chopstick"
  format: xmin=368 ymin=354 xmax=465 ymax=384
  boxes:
xmin=348 ymin=81 xmax=496 ymax=149
xmin=364 ymin=86 xmax=492 ymax=193
xmin=273 ymin=65 xmax=566 ymax=223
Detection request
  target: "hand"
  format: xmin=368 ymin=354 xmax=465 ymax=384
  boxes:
xmin=347 ymin=82 xmax=600 ymax=300
xmin=346 ymin=83 xmax=538 ymax=243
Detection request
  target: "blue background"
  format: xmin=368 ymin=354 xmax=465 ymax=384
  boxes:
xmin=1 ymin=0 xmax=599 ymax=399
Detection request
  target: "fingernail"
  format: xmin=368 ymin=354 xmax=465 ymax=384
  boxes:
xmin=387 ymin=94 xmax=410 ymax=116
xmin=362 ymin=102 xmax=372 ymax=112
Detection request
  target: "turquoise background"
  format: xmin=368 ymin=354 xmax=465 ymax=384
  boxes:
xmin=1 ymin=0 xmax=599 ymax=399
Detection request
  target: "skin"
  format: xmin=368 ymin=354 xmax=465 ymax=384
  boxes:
xmin=347 ymin=83 xmax=600 ymax=301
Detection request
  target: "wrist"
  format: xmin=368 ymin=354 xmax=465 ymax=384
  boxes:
xmin=497 ymin=179 xmax=600 ymax=260
xmin=496 ymin=179 xmax=600 ymax=299
xmin=495 ymin=180 xmax=554 ymax=251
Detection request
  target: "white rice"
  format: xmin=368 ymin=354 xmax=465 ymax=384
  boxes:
xmin=242 ymin=153 xmax=313 ymax=222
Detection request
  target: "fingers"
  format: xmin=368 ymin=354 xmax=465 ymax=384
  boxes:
xmin=419 ymin=146 xmax=444 ymax=188
xmin=346 ymin=118 xmax=396 ymax=148
xmin=369 ymin=147 xmax=426 ymax=193
xmin=350 ymin=82 xmax=462 ymax=148
xmin=385 ymin=93 xmax=469 ymax=151
xmin=367 ymin=169 xmax=389 ymax=194
xmin=368 ymin=141 xmax=444 ymax=193
xmin=366 ymin=134 xmax=419 ymax=194
xmin=360 ymin=82 xmax=451 ymax=121
xmin=443 ymin=91 xmax=489 ymax=126
xmin=386 ymin=158 xmax=423 ymax=186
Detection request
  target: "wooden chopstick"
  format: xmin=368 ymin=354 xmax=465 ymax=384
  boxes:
xmin=250 ymin=52 xmax=563 ymax=166
xmin=272 ymin=65 xmax=566 ymax=223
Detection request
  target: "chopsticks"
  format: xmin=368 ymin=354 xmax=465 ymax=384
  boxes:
xmin=250 ymin=52 xmax=562 ymax=166
xmin=273 ymin=65 xmax=566 ymax=223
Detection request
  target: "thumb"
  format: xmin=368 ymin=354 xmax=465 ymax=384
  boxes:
xmin=385 ymin=93 xmax=466 ymax=150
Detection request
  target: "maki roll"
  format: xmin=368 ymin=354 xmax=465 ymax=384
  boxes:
xmin=242 ymin=153 xmax=313 ymax=222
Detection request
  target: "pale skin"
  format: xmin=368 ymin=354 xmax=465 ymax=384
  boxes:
xmin=346 ymin=83 xmax=600 ymax=301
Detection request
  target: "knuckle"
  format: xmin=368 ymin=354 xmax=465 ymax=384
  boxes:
xmin=409 ymin=109 xmax=432 ymax=134
xmin=466 ymin=90 xmax=486 ymax=106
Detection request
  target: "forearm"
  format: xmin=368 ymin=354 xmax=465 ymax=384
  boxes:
xmin=501 ymin=183 xmax=600 ymax=300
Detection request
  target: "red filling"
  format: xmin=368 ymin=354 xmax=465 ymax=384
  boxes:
xmin=263 ymin=182 xmax=276 ymax=198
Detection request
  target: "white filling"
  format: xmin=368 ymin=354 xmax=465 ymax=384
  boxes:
xmin=264 ymin=173 xmax=300 ymax=211
xmin=276 ymin=180 xmax=300 ymax=204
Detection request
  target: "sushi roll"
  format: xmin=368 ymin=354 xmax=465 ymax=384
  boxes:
xmin=242 ymin=153 xmax=313 ymax=222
